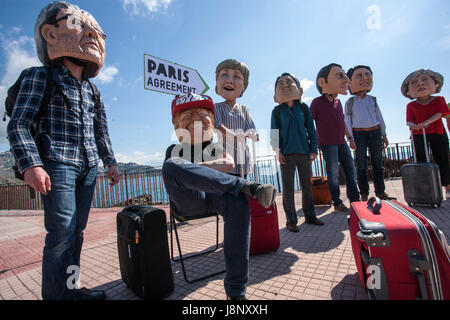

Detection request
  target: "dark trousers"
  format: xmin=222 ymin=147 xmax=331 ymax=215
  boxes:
xmin=413 ymin=133 xmax=450 ymax=186
xmin=354 ymin=129 xmax=385 ymax=195
xmin=280 ymin=153 xmax=317 ymax=225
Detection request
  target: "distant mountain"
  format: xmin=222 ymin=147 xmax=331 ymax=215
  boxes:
xmin=0 ymin=151 xmax=156 ymax=186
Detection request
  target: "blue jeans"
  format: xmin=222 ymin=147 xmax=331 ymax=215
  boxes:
xmin=41 ymin=159 xmax=98 ymax=300
xmin=162 ymin=157 xmax=250 ymax=297
xmin=320 ymin=144 xmax=360 ymax=205
xmin=354 ymin=129 xmax=385 ymax=195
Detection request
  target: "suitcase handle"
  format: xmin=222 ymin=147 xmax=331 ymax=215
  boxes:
xmin=356 ymin=231 xmax=385 ymax=242
xmin=367 ymin=197 xmax=382 ymax=215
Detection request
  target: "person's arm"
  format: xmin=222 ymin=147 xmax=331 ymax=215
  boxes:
xmin=7 ymin=67 xmax=45 ymax=174
xmin=198 ymin=152 xmax=235 ymax=173
xmin=345 ymin=124 xmax=356 ymax=150
xmin=415 ymin=113 xmax=443 ymax=130
xmin=304 ymin=107 xmax=318 ymax=161
xmin=95 ymin=94 xmax=120 ymax=186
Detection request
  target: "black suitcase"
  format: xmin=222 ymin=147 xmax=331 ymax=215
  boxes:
xmin=401 ymin=129 xmax=443 ymax=208
xmin=117 ymin=205 xmax=174 ymax=299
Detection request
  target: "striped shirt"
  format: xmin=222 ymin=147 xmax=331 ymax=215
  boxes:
xmin=214 ymin=102 xmax=256 ymax=175
xmin=7 ymin=64 xmax=116 ymax=173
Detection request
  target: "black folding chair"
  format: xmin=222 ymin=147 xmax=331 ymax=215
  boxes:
xmin=169 ymin=204 xmax=226 ymax=283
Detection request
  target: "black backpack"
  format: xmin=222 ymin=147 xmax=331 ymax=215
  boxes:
xmin=3 ymin=65 xmax=104 ymax=180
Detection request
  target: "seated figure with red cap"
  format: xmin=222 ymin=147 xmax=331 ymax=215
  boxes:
xmin=162 ymin=93 xmax=276 ymax=300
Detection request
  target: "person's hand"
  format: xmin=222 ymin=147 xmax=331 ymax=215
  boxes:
xmin=416 ymin=122 xmax=428 ymax=130
xmin=349 ymin=139 xmax=356 ymax=150
xmin=276 ymin=150 xmax=286 ymax=165
xmin=108 ymin=164 xmax=120 ymax=186
xmin=24 ymin=166 xmax=51 ymax=195
xmin=382 ymin=135 xmax=389 ymax=149
xmin=246 ymin=131 xmax=259 ymax=142
xmin=234 ymin=131 xmax=248 ymax=141
xmin=309 ymin=153 xmax=317 ymax=162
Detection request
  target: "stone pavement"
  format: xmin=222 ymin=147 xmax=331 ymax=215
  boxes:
xmin=0 ymin=178 xmax=449 ymax=300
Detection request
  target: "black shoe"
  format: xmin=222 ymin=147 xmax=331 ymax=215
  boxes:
xmin=73 ymin=287 xmax=106 ymax=300
xmin=360 ymin=194 xmax=368 ymax=202
xmin=242 ymin=182 xmax=275 ymax=209
xmin=306 ymin=218 xmax=325 ymax=226
xmin=286 ymin=223 xmax=299 ymax=232
xmin=376 ymin=193 xmax=397 ymax=200
xmin=227 ymin=295 xmax=247 ymax=300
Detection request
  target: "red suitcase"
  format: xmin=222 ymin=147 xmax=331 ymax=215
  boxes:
xmin=249 ymin=197 xmax=280 ymax=255
xmin=244 ymin=140 xmax=280 ymax=255
xmin=349 ymin=197 xmax=450 ymax=300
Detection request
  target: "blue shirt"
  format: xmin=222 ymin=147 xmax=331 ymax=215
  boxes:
xmin=270 ymin=101 xmax=318 ymax=155
xmin=7 ymin=64 xmax=116 ymax=173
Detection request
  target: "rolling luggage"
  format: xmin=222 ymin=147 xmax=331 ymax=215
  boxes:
xmin=311 ymin=150 xmax=332 ymax=206
xmin=401 ymin=129 xmax=443 ymax=208
xmin=244 ymin=141 xmax=280 ymax=255
xmin=117 ymin=205 xmax=174 ymax=299
xmin=249 ymin=197 xmax=280 ymax=255
xmin=349 ymin=197 xmax=450 ymax=300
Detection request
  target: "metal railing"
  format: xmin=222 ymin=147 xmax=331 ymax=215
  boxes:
xmin=0 ymin=142 xmax=418 ymax=210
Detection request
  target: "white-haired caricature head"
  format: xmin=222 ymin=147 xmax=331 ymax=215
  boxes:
xmin=35 ymin=1 xmax=106 ymax=78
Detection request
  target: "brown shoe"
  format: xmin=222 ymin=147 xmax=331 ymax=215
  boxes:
xmin=306 ymin=218 xmax=325 ymax=226
xmin=286 ymin=223 xmax=299 ymax=232
xmin=360 ymin=194 xmax=368 ymax=201
xmin=334 ymin=203 xmax=349 ymax=213
xmin=376 ymin=193 xmax=396 ymax=200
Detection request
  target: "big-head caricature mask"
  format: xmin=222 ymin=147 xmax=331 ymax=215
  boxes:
xmin=35 ymin=2 xmax=106 ymax=78
xmin=316 ymin=63 xmax=349 ymax=96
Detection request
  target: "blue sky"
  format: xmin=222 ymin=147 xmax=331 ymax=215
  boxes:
xmin=1 ymin=0 xmax=449 ymax=166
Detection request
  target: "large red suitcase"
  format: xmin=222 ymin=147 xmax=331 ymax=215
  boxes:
xmin=245 ymin=140 xmax=280 ymax=255
xmin=249 ymin=197 xmax=280 ymax=255
xmin=349 ymin=197 xmax=450 ymax=300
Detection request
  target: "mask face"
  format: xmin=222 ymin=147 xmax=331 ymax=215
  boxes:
xmin=407 ymin=74 xmax=439 ymax=99
xmin=319 ymin=66 xmax=349 ymax=95
xmin=174 ymin=108 xmax=214 ymax=144
xmin=349 ymin=67 xmax=373 ymax=95
xmin=216 ymin=69 xmax=245 ymax=101
xmin=41 ymin=7 xmax=106 ymax=77
xmin=274 ymin=75 xmax=303 ymax=104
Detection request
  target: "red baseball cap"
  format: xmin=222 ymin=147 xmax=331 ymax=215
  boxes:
xmin=171 ymin=93 xmax=214 ymax=122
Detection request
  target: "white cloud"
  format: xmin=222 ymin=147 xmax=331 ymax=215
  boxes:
xmin=115 ymin=151 xmax=165 ymax=166
xmin=122 ymin=0 xmax=172 ymax=15
xmin=0 ymin=33 xmax=41 ymax=143
xmin=300 ymin=78 xmax=314 ymax=92
xmin=95 ymin=65 xmax=119 ymax=85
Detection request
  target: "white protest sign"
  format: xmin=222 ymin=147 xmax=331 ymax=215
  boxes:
xmin=144 ymin=54 xmax=209 ymax=96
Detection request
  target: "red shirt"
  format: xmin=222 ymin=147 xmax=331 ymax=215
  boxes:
xmin=406 ymin=96 xmax=449 ymax=135
xmin=310 ymin=95 xmax=346 ymax=145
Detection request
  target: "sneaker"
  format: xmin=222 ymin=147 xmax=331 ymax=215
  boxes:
xmin=376 ymin=193 xmax=397 ymax=200
xmin=227 ymin=295 xmax=247 ymax=300
xmin=360 ymin=194 xmax=368 ymax=201
xmin=242 ymin=182 xmax=276 ymax=209
xmin=286 ymin=223 xmax=299 ymax=232
xmin=334 ymin=203 xmax=349 ymax=213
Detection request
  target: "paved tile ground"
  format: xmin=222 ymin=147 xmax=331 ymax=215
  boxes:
xmin=0 ymin=178 xmax=449 ymax=300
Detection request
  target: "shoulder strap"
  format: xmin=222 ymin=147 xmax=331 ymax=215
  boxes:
xmin=347 ymin=96 xmax=354 ymax=117
xmin=299 ymin=102 xmax=308 ymax=127
xmin=87 ymin=79 xmax=101 ymax=110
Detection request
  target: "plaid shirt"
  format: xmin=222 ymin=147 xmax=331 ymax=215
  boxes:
xmin=7 ymin=64 xmax=116 ymax=173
